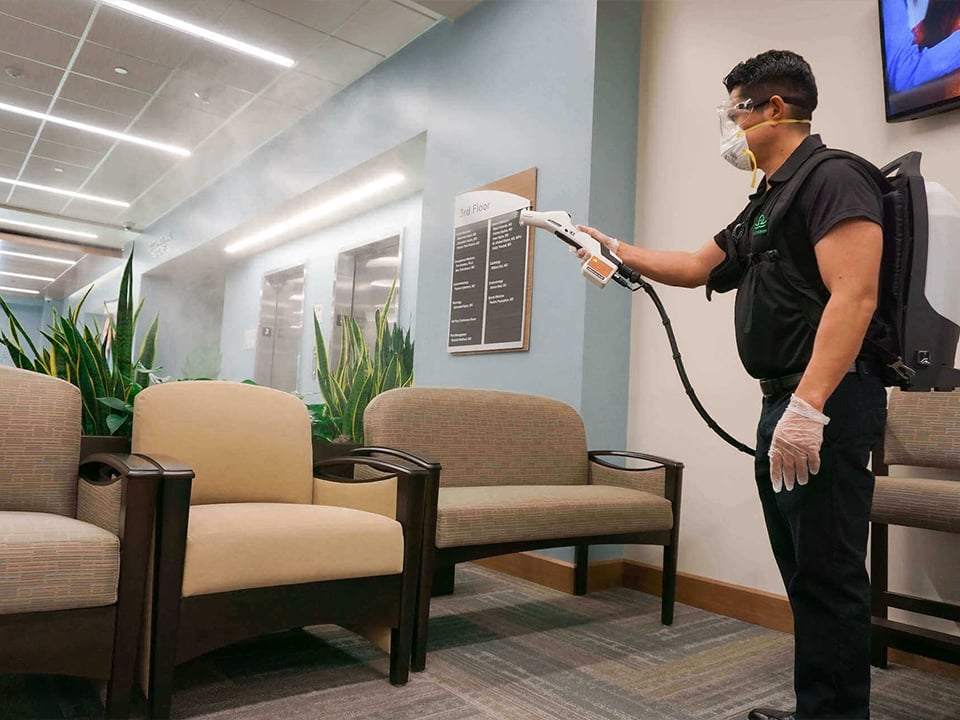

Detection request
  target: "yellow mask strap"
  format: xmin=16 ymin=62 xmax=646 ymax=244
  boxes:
xmin=736 ymin=118 xmax=812 ymax=188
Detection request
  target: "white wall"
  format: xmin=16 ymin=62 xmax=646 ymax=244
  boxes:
xmin=627 ymin=0 xmax=960 ymax=631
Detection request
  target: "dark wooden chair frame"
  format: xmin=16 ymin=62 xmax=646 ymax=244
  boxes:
xmin=138 ymin=450 xmax=428 ymax=719
xmin=353 ymin=446 xmax=683 ymax=672
xmin=869 ymin=436 xmax=960 ymax=668
xmin=0 ymin=435 xmax=160 ymax=720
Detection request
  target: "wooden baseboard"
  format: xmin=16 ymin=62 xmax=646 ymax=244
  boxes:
xmin=472 ymin=553 xmax=622 ymax=594
xmin=471 ymin=552 xmax=960 ymax=681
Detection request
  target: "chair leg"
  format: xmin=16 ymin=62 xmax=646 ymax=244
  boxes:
xmin=431 ymin=564 xmax=455 ymax=597
xmin=574 ymin=545 xmax=589 ymax=596
xmin=147 ymin=476 xmax=191 ymax=719
xmin=870 ymin=522 xmax=889 ymax=669
xmin=412 ymin=547 xmax=439 ymax=672
xmin=661 ymin=540 xmax=678 ymax=626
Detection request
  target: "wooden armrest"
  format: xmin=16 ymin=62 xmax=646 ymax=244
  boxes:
xmin=588 ymin=449 xmax=684 ymax=471
xmin=348 ymin=445 xmax=442 ymax=471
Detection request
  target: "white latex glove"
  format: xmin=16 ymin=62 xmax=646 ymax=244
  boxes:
xmin=768 ymin=394 xmax=830 ymax=493
xmin=575 ymin=225 xmax=618 ymax=261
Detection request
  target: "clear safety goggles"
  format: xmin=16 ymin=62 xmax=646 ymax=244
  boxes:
xmin=717 ymin=97 xmax=769 ymax=132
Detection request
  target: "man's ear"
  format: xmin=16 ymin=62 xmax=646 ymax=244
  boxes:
xmin=769 ymin=95 xmax=788 ymax=119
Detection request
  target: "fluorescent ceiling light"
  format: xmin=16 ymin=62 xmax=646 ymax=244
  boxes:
xmin=0 ymin=101 xmax=190 ymax=157
xmin=0 ymin=269 xmax=56 ymax=282
xmin=225 ymin=172 xmax=406 ymax=255
xmin=0 ymin=176 xmax=129 ymax=208
xmin=101 ymin=0 xmax=295 ymax=68
xmin=0 ymin=285 xmax=40 ymax=295
xmin=0 ymin=218 xmax=98 ymax=239
xmin=0 ymin=249 xmax=77 ymax=266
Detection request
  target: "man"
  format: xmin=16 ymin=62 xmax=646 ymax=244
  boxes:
xmin=579 ymin=50 xmax=887 ymax=720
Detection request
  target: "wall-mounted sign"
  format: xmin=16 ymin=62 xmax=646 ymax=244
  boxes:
xmin=448 ymin=168 xmax=537 ymax=354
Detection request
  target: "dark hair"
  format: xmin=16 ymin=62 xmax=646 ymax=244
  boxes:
xmin=918 ymin=0 xmax=960 ymax=48
xmin=723 ymin=50 xmax=818 ymax=120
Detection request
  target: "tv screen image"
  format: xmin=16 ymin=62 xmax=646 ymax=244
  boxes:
xmin=879 ymin=0 xmax=960 ymax=121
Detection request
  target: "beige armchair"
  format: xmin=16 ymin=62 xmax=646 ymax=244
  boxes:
xmin=131 ymin=380 xmax=428 ymax=719
xmin=362 ymin=387 xmax=683 ymax=671
xmin=0 ymin=367 xmax=160 ymax=719
xmin=870 ymin=388 xmax=960 ymax=667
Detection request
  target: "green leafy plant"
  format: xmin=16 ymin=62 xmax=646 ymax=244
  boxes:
xmin=312 ymin=281 xmax=413 ymax=444
xmin=0 ymin=253 xmax=159 ymax=437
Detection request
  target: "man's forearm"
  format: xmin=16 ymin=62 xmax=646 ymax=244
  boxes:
xmin=617 ymin=244 xmax=708 ymax=288
xmin=795 ymin=294 xmax=877 ymax=412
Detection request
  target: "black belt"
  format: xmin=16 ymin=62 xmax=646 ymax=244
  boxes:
xmin=759 ymin=360 xmax=880 ymax=398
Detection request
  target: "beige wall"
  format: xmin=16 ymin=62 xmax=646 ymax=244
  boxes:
xmin=626 ymin=0 xmax=960 ymax=628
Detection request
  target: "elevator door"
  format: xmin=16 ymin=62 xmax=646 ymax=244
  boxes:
xmin=254 ymin=264 xmax=305 ymax=392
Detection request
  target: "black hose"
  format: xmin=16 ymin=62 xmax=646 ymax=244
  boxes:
xmin=617 ymin=270 xmax=755 ymax=456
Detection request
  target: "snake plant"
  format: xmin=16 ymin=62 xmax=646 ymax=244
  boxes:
xmin=0 ymin=253 xmax=159 ymax=437
xmin=311 ymin=280 xmax=413 ymax=444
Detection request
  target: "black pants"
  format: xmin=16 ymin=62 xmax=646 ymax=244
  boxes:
xmin=755 ymin=372 xmax=887 ymax=720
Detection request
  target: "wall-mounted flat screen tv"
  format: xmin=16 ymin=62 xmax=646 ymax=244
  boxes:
xmin=879 ymin=0 xmax=960 ymax=121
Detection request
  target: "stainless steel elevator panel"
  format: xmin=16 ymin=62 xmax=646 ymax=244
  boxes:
xmin=254 ymin=264 xmax=305 ymax=392
xmin=330 ymin=234 xmax=401 ymax=367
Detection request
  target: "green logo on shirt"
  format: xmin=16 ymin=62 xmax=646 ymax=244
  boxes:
xmin=753 ymin=214 xmax=768 ymax=235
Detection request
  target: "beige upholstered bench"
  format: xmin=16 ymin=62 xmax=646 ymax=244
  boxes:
xmin=361 ymin=387 xmax=683 ymax=671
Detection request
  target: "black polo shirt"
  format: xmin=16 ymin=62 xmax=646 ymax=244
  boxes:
xmin=713 ymin=134 xmax=884 ymax=379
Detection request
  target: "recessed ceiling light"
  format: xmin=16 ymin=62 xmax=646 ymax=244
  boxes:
xmin=0 ymin=269 xmax=56 ymax=282
xmin=0 ymin=218 xmax=98 ymax=239
xmin=0 ymin=176 xmax=129 ymax=207
xmin=0 ymin=285 xmax=41 ymax=296
xmin=114 ymin=66 xmax=128 ymax=75
xmin=193 ymin=90 xmax=210 ymax=104
xmin=4 ymin=66 xmax=24 ymax=80
xmin=0 ymin=249 xmax=76 ymax=266
xmin=0 ymin=101 xmax=190 ymax=157
xmin=101 ymin=0 xmax=295 ymax=67
xmin=224 ymin=173 xmax=406 ymax=255
xmin=53 ymin=166 xmax=64 ymax=173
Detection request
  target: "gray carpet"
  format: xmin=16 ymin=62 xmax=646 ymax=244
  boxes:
xmin=1 ymin=564 xmax=958 ymax=720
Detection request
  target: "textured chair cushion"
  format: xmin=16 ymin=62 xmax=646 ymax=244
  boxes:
xmin=133 ymin=381 xmax=313 ymax=505
xmin=885 ymin=389 xmax=960 ymax=469
xmin=181 ymin=503 xmax=404 ymax=597
xmin=435 ymin=485 xmax=673 ymax=548
xmin=0 ymin=367 xmax=80 ymax=516
xmin=872 ymin=476 xmax=960 ymax=533
xmin=364 ymin=387 xmax=589 ymax=488
xmin=0 ymin=511 xmax=119 ymax=614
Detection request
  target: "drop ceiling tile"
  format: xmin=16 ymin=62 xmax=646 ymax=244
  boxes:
xmin=39 ymin=123 xmax=115 ymax=154
xmin=7 ymin=187 xmax=70 ymax=214
xmin=52 ymin=97 xmax=132 ymax=132
xmin=0 ymin=110 xmax=42 ymax=137
xmin=59 ymin=74 xmax=151 ymax=118
xmin=33 ymin=137 xmax=105 ymax=168
xmin=82 ymin=143 xmax=178 ymax=199
xmin=129 ymin=98 xmax=223 ymax=148
xmin=130 ymin=0 xmax=234 ymax=26
xmin=335 ymin=1 xmax=435 ymax=56
xmin=0 ymin=0 xmax=96 ymax=37
xmin=0 ymin=52 xmax=66 ymax=95
xmin=244 ymin=0 xmax=366 ymax=34
xmin=0 ymin=146 xmax=25 ymax=169
xmin=210 ymin=1 xmax=327 ymax=60
xmin=155 ymin=69 xmax=254 ymax=119
xmin=72 ymin=42 xmax=173 ymax=94
xmin=55 ymin=199 xmax=125 ymax=226
xmin=259 ymin=70 xmax=340 ymax=111
xmin=0 ymin=129 xmax=29 ymax=153
xmin=296 ymin=37 xmax=382 ymax=86
xmin=87 ymin=5 xmax=202 ymax=68
xmin=228 ymin=96 xmax=302 ymax=150
xmin=179 ymin=45 xmax=285 ymax=94
xmin=0 ymin=81 xmax=52 ymax=113
xmin=0 ymin=15 xmax=79 ymax=69
xmin=20 ymin=155 xmax=91 ymax=189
